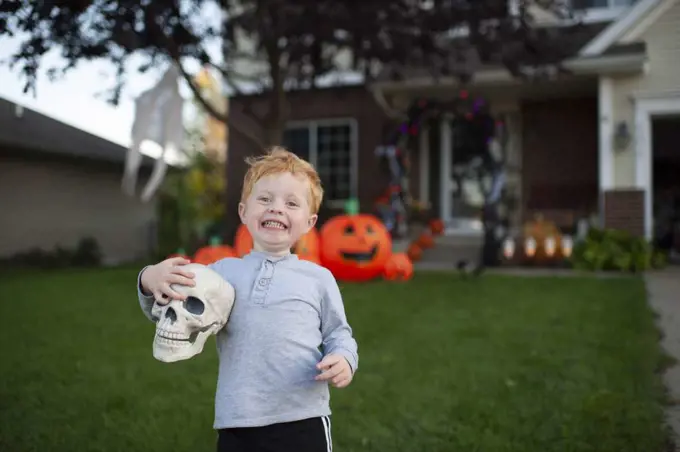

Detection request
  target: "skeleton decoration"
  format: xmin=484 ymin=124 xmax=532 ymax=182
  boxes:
xmin=151 ymin=263 xmax=235 ymax=363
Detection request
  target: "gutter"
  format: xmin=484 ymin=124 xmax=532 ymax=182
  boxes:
xmin=371 ymin=52 xmax=646 ymax=93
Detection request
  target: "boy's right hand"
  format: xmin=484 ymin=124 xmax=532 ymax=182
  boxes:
xmin=140 ymin=257 xmax=196 ymax=303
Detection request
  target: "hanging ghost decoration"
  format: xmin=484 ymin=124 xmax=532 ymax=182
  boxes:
xmin=150 ymin=263 xmax=235 ymax=363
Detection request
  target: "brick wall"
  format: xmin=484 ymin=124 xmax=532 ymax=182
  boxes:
xmin=603 ymin=189 xmax=645 ymax=237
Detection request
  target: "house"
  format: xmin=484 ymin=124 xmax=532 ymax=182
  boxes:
xmin=225 ymin=0 xmax=680 ymax=252
xmin=0 ymin=97 xmax=160 ymax=265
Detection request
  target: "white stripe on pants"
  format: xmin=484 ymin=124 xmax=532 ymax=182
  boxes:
xmin=321 ymin=416 xmax=332 ymax=452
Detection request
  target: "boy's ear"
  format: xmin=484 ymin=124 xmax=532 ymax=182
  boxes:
xmin=238 ymin=203 xmax=246 ymax=224
xmin=306 ymin=214 xmax=318 ymax=232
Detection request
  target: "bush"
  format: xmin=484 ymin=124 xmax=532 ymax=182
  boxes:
xmin=570 ymin=228 xmax=667 ymax=272
xmin=0 ymin=237 xmax=102 ymax=269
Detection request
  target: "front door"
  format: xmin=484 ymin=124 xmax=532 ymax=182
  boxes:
xmin=439 ymin=115 xmax=485 ymax=234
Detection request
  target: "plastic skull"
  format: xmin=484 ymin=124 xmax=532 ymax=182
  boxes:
xmin=151 ymin=263 xmax=235 ymax=363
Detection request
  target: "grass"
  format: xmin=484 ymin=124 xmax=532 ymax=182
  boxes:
xmin=0 ymin=267 xmax=671 ymax=451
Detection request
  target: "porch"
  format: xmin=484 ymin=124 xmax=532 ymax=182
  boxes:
xmin=394 ymin=79 xmax=603 ymax=238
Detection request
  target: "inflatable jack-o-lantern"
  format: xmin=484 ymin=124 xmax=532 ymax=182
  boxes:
xmin=193 ymin=238 xmax=236 ymax=265
xmin=167 ymin=248 xmax=190 ymax=260
xmin=234 ymin=224 xmax=253 ymax=257
xmin=319 ymin=214 xmax=392 ymax=281
xmin=294 ymin=228 xmax=321 ymax=264
xmin=383 ymin=253 xmax=414 ymax=281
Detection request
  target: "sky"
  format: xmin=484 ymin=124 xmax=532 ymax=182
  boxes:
xmin=0 ymin=37 xmax=153 ymax=148
xmin=0 ymin=3 xmax=223 ymax=159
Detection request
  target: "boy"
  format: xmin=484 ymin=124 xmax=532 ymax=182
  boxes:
xmin=137 ymin=147 xmax=358 ymax=452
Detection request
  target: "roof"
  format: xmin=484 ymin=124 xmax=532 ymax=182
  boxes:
xmin=579 ymin=0 xmax=664 ymax=56
xmin=0 ymin=97 xmax=154 ymax=167
xmin=374 ymin=22 xmax=612 ymax=83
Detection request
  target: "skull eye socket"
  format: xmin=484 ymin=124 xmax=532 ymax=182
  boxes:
xmin=184 ymin=296 xmax=205 ymax=315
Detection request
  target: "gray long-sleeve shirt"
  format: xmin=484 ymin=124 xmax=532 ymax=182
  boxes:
xmin=137 ymin=250 xmax=359 ymax=429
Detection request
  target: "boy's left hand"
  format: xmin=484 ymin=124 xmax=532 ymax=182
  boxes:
xmin=315 ymin=354 xmax=353 ymax=388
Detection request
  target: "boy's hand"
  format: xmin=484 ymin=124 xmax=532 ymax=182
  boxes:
xmin=315 ymin=354 xmax=353 ymax=388
xmin=140 ymin=257 xmax=196 ymax=303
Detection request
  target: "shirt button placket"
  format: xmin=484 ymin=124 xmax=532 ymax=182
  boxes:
xmin=253 ymin=260 xmax=274 ymax=305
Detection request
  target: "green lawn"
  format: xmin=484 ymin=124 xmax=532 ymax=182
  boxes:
xmin=0 ymin=267 xmax=671 ymax=451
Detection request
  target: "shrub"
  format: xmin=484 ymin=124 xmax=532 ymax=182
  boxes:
xmin=570 ymin=228 xmax=667 ymax=272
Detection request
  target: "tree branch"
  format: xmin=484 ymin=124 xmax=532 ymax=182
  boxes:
xmin=175 ymin=61 xmax=265 ymax=150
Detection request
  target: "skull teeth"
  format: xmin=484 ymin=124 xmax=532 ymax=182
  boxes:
xmin=156 ymin=330 xmax=191 ymax=342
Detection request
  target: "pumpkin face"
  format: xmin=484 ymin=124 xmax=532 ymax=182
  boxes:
xmin=294 ymin=228 xmax=321 ymax=264
xmin=383 ymin=253 xmax=414 ymax=281
xmin=193 ymin=245 xmax=236 ymax=265
xmin=234 ymin=224 xmax=253 ymax=257
xmin=319 ymin=214 xmax=392 ymax=281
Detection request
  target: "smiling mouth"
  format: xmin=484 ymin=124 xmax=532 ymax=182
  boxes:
xmin=261 ymin=220 xmax=288 ymax=230
xmin=341 ymin=245 xmax=378 ymax=262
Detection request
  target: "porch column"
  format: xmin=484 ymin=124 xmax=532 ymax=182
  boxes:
xmin=598 ymin=76 xmax=615 ymax=227
xmin=439 ymin=115 xmax=452 ymax=222
xmin=418 ymin=126 xmax=430 ymax=204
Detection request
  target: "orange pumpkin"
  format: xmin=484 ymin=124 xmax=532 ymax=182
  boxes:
xmin=319 ymin=214 xmax=392 ymax=281
xmin=383 ymin=253 xmax=414 ymax=281
xmin=417 ymin=232 xmax=434 ymax=249
xmin=407 ymin=242 xmax=422 ymax=261
xmin=167 ymin=249 xmax=189 ymax=260
xmin=294 ymin=228 xmax=321 ymax=264
xmin=193 ymin=244 xmax=236 ymax=265
xmin=234 ymin=224 xmax=254 ymax=257
xmin=429 ymin=218 xmax=444 ymax=236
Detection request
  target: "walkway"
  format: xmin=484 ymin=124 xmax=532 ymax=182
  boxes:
xmin=646 ymin=268 xmax=680 ymax=450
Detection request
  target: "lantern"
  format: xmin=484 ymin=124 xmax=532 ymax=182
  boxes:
xmin=383 ymin=253 xmax=414 ymax=281
xmin=562 ymin=235 xmax=573 ymax=258
xmin=544 ymin=236 xmax=556 ymax=257
xmin=294 ymin=228 xmax=321 ymax=264
xmin=319 ymin=214 xmax=392 ymax=282
xmin=502 ymin=238 xmax=515 ymax=260
xmin=524 ymin=237 xmax=537 ymax=258
xmin=234 ymin=224 xmax=253 ymax=257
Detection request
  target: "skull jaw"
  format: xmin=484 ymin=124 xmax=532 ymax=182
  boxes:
xmin=152 ymin=328 xmax=216 ymax=363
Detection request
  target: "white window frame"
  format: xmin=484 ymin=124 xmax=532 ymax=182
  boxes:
xmin=569 ymin=0 xmax=634 ymax=22
xmin=506 ymin=0 xmax=634 ymax=26
xmin=283 ymin=117 xmax=359 ymax=207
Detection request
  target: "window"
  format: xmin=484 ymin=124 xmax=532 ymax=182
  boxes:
xmin=282 ymin=119 xmax=357 ymax=204
xmin=572 ymin=0 xmax=634 ymax=9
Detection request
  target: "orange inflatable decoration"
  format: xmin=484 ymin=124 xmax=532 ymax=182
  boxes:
xmin=429 ymin=218 xmax=444 ymax=236
xmin=319 ymin=214 xmax=392 ymax=282
xmin=417 ymin=232 xmax=434 ymax=249
xmin=167 ymin=249 xmax=190 ymax=260
xmin=383 ymin=253 xmax=414 ymax=281
xmin=193 ymin=239 xmax=236 ymax=265
xmin=234 ymin=224 xmax=254 ymax=257
xmin=407 ymin=242 xmax=422 ymax=262
xmin=294 ymin=228 xmax=321 ymax=264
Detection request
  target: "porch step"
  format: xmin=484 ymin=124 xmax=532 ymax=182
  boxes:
xmin=392 ymin=229 xmax=484 ymax=266
xmin=420 ymin=236 xmax=482 ymax=265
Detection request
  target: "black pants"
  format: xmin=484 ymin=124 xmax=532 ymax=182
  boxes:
xmin=217 ymin=416 xmax=332 ymax=452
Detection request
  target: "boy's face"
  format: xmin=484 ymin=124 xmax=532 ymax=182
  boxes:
xmin=238 ymin=172 xmax=318 ymax=255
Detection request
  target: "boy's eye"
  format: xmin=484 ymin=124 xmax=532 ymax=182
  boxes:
xmin=258 ymin=196 xmax=270 ymax=202
xmin=287 ymin=201 xmax=299 ymax=207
